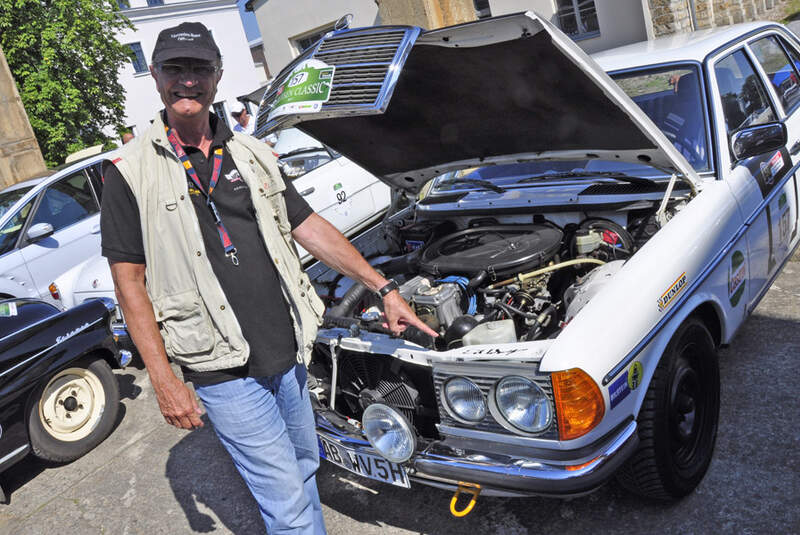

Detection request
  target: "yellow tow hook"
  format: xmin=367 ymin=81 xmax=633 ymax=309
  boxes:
xmin=449 ymin=483 xmax=481 ymax=517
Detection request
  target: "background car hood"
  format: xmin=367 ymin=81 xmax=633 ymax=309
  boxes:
xmin=256 ymin=12 xmax=700 ymax=194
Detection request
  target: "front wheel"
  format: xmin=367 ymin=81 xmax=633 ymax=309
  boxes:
xmin=28 ymin=357 xmax=120 ymax=462
xmin=617 ymin=317 xmax=720 ymax=499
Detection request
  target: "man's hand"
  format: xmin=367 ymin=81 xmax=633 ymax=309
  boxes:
xmin=110 ymin=261 xmax=204 ymax=431
xmin=293 ymin=214 xmax=438 ymax=338
xmin=151 ymin=374 xmax=204 ymax=429
xmin=382 ymin=291 xmax=438 ymax=337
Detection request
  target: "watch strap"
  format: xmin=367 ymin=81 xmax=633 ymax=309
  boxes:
xmin=378 ymin=279 xmax=399 ymax=298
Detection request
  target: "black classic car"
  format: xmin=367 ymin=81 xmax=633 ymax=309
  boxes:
xmin=0 ymin=297 xmax=130 ymax=501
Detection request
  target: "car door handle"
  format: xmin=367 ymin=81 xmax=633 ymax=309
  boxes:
xmin=791 ymin=140 xmax=800 ymax=155
xmin=91 ymin=224 xmax=101 ymax=234
xmin=300 ymin=187 xmax=315 ymax=196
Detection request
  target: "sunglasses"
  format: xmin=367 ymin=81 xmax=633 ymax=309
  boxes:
xmin=157 ymin=63 xmax=220 ymax=77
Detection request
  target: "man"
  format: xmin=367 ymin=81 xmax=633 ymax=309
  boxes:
xmin=101 ymin=22 xmax=435 ymax=534
xmin=230 ymin=102 xmax=254 ymax=135
xmin=121 ymin=132 xmax=135 ymax=144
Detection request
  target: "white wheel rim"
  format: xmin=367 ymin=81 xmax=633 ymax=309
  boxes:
xmin=38 ymin=367 xmax=105 ymax=442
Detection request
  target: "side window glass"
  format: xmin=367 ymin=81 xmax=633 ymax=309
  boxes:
xmin=715 ymin=50 xmax=777 ymax=134
xmin=30 ymin=172 xmax=99 ymax=232
xmin=86 ymin=162 xmax=104 ymax=202
xmin=0 ymin=200 xmax=33 ymax=255
xmin=750 ymin=36 xmax=800 ymax=111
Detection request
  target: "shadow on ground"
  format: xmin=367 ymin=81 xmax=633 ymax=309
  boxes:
xmin=165 ymin=415 xmax=265 ymax=534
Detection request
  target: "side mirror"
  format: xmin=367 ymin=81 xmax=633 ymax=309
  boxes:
xmin=731 ymin=123 xmax=787 ymax=161
xmin=27 ymin=222 xmax=54 ymax=242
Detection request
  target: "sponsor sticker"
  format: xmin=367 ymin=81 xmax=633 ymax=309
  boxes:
xmin=768 ymin=151 xmax=784 ymax=182
xmin=627 ymin=362 xmax=643 ymax=390
xmin=609 ymin=361 xmax=643 ymax=409
xmin=0 ymin=302 xmax=17 ymax=317
xmin=657 ymin=272 xmax=687 ymax=312
xmin=609 ymin=372 xmax=630 ymax=409
xmin=728 ymin=250 xmax=746 ymax=307
xmin=267 ymin=59 xmax=335 ymax=121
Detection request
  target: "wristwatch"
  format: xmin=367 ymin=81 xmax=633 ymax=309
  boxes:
xmin=377 ymin=279 xmax=399 ymax=298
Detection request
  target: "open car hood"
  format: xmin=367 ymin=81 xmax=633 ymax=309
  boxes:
xmin=255 ymin=12 xmax=700 ymax=194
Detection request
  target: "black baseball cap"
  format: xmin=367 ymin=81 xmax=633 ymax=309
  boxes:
xmin=151 ymin=22 xmax=221 ymax=65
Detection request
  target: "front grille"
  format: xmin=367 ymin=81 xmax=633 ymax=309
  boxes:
xmin=433 ymin=369 xmax=559 ymax=440
xmin=256 ymin=28 xmax=412 ymax=134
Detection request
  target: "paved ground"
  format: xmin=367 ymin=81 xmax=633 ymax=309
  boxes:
xmin=0 ymin=261 xmax=799 ymax=534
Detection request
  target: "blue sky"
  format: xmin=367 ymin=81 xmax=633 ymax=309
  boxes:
xmin=237 ymin=0 xmax=261 ymax=42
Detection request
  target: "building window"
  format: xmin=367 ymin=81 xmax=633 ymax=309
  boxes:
xmin=474 ymin=0 xmax=491 ymax=19
xmin=294 ymin=25 xmax=335 ymax=54
xmin=556 ymin=0 xmax=599 ymax=39
xmin=213 ymin=102 xmax=227 ymax=123
xmin=127 ymin=42 xmax=148 ymax=74
xmin=117 ymin=0 xmax=130 ymax=8
xmin=147 ymin=0 xmax=164 ymax=6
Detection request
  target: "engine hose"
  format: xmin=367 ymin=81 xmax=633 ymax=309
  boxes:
xmin=467 ymin=270 xmax=488 ymax=289
xmin=487 ymin=258 xmax=606 ymax=289
xmin=327 ymin=282 xmax=369 ymax=317
xmin=374 ymin=248 xmax=422 ymax=276
xmin=493 ymin=301 xmax=538 ymax=319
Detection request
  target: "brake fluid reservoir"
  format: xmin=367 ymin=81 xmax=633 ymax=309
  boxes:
xmin=461 ymin=319 xmax=517 ymax=346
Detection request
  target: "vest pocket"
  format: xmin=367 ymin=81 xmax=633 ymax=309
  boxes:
xmin=153 ymin=289 xmax=215 ymax=360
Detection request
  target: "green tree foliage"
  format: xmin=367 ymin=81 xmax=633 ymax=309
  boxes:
xmin=0 ymin=0 xmax=133 ymax=166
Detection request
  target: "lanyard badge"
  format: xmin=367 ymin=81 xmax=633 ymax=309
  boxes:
xmin=165 ymin=127 xmax=239 ymax=266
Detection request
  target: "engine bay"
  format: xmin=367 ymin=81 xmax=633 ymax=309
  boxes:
xmin=318 ymin=199 xmax=684 ymax=350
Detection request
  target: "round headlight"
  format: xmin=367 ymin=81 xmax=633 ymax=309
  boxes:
xmin=443 ymin=377 xmax=487 ymax=423
xmin=362 ymin=403 xmax=416 ymax=463
xmin=494 ymin=376 xmax=552 ymax=433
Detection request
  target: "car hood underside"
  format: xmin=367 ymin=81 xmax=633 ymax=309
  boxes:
xmin=257 ymin=12 xmax=700 ymax=194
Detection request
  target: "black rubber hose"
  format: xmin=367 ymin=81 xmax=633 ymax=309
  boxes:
xmin=327 ymin=282 xmax=369 ymax=317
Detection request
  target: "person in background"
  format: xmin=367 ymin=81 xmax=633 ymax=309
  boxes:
xmin=122 ymin=132 xmax=135 ymax=144
xmin=230 ymin=102 xmax=255 ymax=135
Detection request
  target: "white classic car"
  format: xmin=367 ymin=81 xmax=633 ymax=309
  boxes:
xmin=273 ymin=128 xmax=391 ymax=261
xmin=0 ymin=152 xmax=112 ymax=302
xmin=253 ymin=13 xmax=800 ymax=503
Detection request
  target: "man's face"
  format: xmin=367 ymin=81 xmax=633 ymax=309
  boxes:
xmin=236 ymin=109 xmax=249 ymax=126
xmin=151 ymin=59 xmax=222 ymax=120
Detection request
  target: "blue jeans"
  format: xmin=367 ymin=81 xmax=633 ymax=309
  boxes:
xmin=195 ymin=364 xmax=326 ymax=535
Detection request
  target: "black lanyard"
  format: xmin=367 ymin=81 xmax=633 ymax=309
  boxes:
xmin=165 ymin=127 xmax=239 ymax=266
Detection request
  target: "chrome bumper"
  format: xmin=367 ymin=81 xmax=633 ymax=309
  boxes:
xmin=315 ymin=410 xmax=639 ymax=497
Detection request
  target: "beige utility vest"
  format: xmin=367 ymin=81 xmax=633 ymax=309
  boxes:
xmin=113 ymin=115 xmax=325 ymax=371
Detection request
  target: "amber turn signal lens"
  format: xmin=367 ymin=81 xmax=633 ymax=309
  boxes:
xmin=552 ymin=368 xmax=605 ymax=441
xmin=48 ymin=283 xmax=60 ymax=301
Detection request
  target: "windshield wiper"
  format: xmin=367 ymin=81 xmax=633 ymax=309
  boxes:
xmin=279 ymin=146 xmax=326 ymax=159
xmin=515 ymin=170 xmax=658 ymax=187
xmin=437 ymin=178 xmax=506 ymax=194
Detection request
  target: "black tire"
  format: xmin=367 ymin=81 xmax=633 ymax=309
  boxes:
xmin=28 ymin=357 xmax=120 ymax=463
xmin=617 ymin=317 xmax=720 ymax=500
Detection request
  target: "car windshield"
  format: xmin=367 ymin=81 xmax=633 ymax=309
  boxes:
xmin=432 ymin=64 xmax=709 ymax=193
xmin=0 ymin=186 xmax=34 ymax=219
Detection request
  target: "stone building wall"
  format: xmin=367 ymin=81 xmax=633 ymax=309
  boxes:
xmin=648 ymin=0 xmax=781 ymax=37
xmin=0 ymin=46 xmax=47 ymax=188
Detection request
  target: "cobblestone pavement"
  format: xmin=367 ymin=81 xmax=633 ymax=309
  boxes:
xmin=0 ymin=258 xmax=798 ymax=534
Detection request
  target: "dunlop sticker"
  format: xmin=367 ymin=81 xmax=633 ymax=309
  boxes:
xmin=657 ymin=272 xmax=687 ymax=312
xmin=267 ymin=59 xmax=335 ymax=121
xmin=728 ymin=250 xmax=746 ymax=307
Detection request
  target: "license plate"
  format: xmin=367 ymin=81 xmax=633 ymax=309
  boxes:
xmin=317 ymin=435 xmax=410 ymax=488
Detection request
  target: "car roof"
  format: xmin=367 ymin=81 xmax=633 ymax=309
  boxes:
xmin=592 ymin=21 xmax=784 ymax=72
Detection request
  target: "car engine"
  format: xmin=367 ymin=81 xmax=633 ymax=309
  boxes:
xmin=323 ymin=216 xmax=638 ymax=350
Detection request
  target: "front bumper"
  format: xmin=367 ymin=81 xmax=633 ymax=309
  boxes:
xmin=316 ymin=409 xmax=639 ymax=497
